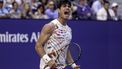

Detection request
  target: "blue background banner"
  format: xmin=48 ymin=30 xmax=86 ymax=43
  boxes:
xmin=0 ymin=19 xmax=122 ymax=69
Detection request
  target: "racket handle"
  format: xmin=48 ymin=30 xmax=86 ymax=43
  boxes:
xmin=56 ymin=64 xmax=66 ymax=68
xmin=44 ymin=66 xmax=57 ymax=69
xmin=44 ymin=66 xmax=50 ymax=69
xmin=44 ymin=64 xmax=65 ymax=69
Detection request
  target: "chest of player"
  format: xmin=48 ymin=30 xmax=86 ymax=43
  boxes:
xmin=51 ymin=26 xmax=72 ymax=42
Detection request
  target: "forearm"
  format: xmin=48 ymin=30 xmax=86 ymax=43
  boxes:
xmin=66 ymin=50 xmax=74 ymax=64
xmin=35 ymin=43 xmax=46 ymax=58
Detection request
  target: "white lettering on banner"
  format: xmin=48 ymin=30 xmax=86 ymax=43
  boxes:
xmin=30 ymin=32 xmax=40 ymax=43
xmin=19 ymin=34 xmax=29 ymax=43
xmin=0 ymin=34 xmax=5 ymax=42
xmin=0 ymin=32 xmax=29 ymax=43
xmin=0 ymin=32 xmax=40 ymax=43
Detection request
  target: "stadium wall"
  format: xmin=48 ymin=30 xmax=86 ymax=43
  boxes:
xmin=0 ymin=19 xmax=122 ymax=69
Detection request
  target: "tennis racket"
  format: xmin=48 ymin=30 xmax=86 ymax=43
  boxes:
xmin=44 ymin=42 xmax=82 ymax=69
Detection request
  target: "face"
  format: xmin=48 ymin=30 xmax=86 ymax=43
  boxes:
xmin=58 ymin=4 xmax=72 ymax=20
xmin=80 ymin=0 xmax=86 ymax=5
xmin=0 ymin=3 xmax=3 ymax=8
xmin=13 ymin=2 xmax=18 ymax=10
xmin=39 ymin=6 xmax=44 ymax=13
xmin=24 ymin=3 xmax=30 ymax=10
xmin=112 ymin=6 xmax=118 ymax=12
xmin=100 ymin=0 xmax=104 ymax=4
xmin=104 ymin=3 xmax=110 ymax=10
xmin=32 ymin=0 xmax=36 ymax=3
xmin=48 ymin=1 xmax=54 ymax=9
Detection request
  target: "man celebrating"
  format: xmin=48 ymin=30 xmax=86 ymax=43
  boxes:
xmin=35 ymin=0 xmax=80 ymax=69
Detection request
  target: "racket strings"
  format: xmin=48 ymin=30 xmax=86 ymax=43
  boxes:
xmin=46 ymin=36 xmax=82 ymax=68
xmin=49 ymin=40 xmax=68 ymax=69
xmin=65 ymin=42 xmax=82 ymax=66
xmin=49 ymin=38 xmax=68 ymax=64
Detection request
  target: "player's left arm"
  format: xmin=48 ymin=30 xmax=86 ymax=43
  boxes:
xmin=66 ymin=50 xmax=80 ymax=69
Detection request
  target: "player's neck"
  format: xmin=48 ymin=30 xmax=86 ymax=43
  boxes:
xmin=57 ymin=17 xmax=67 ymax=26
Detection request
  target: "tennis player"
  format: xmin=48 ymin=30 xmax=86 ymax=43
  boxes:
xmin=35 ymin=0 xmax=80 ymax=69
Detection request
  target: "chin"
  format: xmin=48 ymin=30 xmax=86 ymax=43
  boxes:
xmin=60 ymin=15 xmax=70 ymax=20
xmin=63 ymin=16 xmax=70 ymax=20
xmin=63 ymin=17 xmax=69 ymax=20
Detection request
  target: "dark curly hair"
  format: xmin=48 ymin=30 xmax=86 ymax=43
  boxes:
xmin=57 ymin=0 xmax=71 ymax=9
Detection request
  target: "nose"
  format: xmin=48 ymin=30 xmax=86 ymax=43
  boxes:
xmin=65 ymin=6 xmax=70 ymax=10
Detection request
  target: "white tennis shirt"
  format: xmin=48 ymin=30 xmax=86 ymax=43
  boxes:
xmin=40 ymin=19 xmax=72 ymax=69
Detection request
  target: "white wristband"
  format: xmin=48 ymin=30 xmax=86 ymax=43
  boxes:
xmin=71 ymin=63 xmax=77 ymax=68
xmin=42 ymin=54 xmax=51 ymax=64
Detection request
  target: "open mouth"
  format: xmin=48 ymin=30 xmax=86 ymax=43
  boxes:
xmin=64 ymin=11 xmax=70 ymax=15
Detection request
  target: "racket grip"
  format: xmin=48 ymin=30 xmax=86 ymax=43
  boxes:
xmin=44 ymin=65 xmax=57 ymax=69
xmin=42 ymin=54 xmax=52 ymax=64
xmin=71 ymin=63 xmax=77 ymax=68
xmin=44 ymin=66 xmax=50 ymax=69
xmin=50 ymin=68 xmax=57 ymax=69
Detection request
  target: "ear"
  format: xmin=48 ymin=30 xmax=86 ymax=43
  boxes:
xmin=57 ymin=8 xmax=60 ymax=13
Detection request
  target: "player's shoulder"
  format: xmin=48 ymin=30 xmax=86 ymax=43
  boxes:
xmin=42 ymin=19 xmax=57 ymax=33
xmin=44 ymin=19 xmax=57 ymax=28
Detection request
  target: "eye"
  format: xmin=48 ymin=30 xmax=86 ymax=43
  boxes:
xmin=62 ymin=4 xmax=66 ymax=7
xmin=62 ymin=4 xmax=71 ymax=8
xmin=68 ymin=5 xmax=71 ymax=8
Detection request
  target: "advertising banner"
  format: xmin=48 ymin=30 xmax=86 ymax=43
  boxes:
xmin=0 ymin=19 xmax=122 ymax=69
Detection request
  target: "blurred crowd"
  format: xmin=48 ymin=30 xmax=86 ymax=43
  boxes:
xmin=0 ymin=0 xmax=121 ymax=21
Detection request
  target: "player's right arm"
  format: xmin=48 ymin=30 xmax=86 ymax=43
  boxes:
xmin=35 ymin=23 xmax=56 ymax=68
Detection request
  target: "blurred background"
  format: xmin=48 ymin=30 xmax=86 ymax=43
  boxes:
xmin=0 ymin=0 xmax=122 ymax=69
xmin=0 ymin=0 xmax=122 ymax=21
